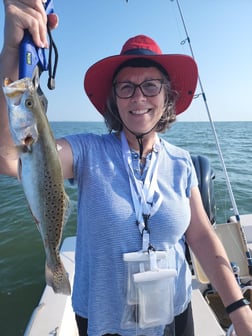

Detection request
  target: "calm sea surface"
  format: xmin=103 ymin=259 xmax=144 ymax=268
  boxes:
xmin=1 ymin=121 xmax=252 ymax=335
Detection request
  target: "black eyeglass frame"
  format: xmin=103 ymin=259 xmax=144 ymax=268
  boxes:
xmin=113 ymin=78 xmax=165 ymax=99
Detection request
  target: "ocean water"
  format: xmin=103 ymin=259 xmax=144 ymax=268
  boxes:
xmin=0 ymin=121 xmax=252 ymax=335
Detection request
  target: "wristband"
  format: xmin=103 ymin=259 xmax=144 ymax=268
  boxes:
xmin=225 ymin=298 xmax=250 ymax=314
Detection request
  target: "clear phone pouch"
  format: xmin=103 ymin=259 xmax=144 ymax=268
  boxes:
xmin=121 ymin=251 xmax=177 ymax=330
xmin=123 ymin=251 xmax=170 ymax=305
xmin=133 ymin=269 xmax=176 ymax=328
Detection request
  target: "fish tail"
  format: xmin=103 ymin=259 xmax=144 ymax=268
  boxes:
xmin=45 ymin=260 xmax=71 ymax=295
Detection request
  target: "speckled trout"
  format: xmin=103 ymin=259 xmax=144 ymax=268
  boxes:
xmin=3 ymin=77 xmax=71 ymax=295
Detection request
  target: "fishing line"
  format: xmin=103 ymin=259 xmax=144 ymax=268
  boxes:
xmin=171 ymin=0 xmax=252 ymax=275
xmin=173 ymin=0 xmax=239 ymax=220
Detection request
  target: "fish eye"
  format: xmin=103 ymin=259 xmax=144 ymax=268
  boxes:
xmin=25 ymin=98 xmax=34 ymax=109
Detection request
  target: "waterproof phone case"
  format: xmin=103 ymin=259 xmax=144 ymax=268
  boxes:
xmin=123 ymin=251 xmax=168 ymax=304
xmin=133 ymin=269 xmax=176 ymax=329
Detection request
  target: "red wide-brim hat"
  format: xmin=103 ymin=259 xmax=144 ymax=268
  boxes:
xmin=84 ymin=35 xmax=198 ymax=116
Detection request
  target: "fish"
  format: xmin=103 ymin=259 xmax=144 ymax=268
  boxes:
xmin=2 ymin=77 xmax=71 ymax=295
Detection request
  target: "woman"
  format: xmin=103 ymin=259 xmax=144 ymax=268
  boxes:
xmin=1 ymin=1 xmax=252 ymax=335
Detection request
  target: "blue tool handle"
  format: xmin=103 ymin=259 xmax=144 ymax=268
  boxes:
xmin=19 ymin=0 xmax=54 ymax=79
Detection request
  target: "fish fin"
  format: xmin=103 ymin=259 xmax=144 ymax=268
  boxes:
xmin=17 ymin=158 xmax=22 ymax=181
xmin=63 ymin=194 xmax=73 ymax=227
xmin=45 ymin=260 xmax=71 ymax=295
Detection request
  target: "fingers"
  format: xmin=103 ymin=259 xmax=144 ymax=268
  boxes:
xmin=4 ymin=0 xmax=58 ymax=48
xmin=19 ymin=0 xmax=49 ymax=47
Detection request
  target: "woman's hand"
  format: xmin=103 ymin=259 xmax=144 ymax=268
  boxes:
xmin=3 ymin=0 xmax=58 ymax=50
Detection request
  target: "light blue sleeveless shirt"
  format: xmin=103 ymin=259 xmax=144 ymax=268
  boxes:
xmin=64 ymin=132 xmax=198 ymax=336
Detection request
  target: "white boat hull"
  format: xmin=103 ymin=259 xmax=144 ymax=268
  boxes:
xmin=24 ymin=236 xmax=78 ymax=336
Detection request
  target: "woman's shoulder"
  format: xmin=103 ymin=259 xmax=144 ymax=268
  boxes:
xmin=64 ymin=132 xmax=117 ymax=147
xmin=63 ymin=133 xmax=120 ymax=161
xmin=161 ymin=138 xmax=191 ymax=159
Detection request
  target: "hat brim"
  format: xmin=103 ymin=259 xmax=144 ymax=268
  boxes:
xmin=84 ymin=54 xmax=198 ymax=116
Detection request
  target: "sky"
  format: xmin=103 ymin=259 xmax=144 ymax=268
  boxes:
xmin=0 ymin=0 xmax=251 ymax=122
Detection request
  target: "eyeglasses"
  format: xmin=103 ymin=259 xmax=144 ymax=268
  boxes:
xmin=113 ymin=79 xmax=165 ymax=99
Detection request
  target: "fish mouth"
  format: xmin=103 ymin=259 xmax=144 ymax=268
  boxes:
xmin=23 ymin=135 xmax=34 ymax=146
xmin=13 ymin=124 xmax=38 ymax=147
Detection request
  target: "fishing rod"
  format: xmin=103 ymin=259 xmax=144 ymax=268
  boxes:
xmin=172 ymin=0 xmax=252 ymax=275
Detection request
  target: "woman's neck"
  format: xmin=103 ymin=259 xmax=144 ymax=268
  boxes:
xmin=121 ymin=128 xmax=157 ymax=157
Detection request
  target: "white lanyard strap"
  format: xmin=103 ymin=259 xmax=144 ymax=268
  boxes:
xmin=121 ymin=131 xmax=163 ymax=250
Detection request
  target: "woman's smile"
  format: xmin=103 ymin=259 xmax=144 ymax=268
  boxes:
xmin=130 ymin=109 xmax=150 ymax=115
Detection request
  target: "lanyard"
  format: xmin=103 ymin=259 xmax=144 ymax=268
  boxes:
xmin=121 ymin=131 xmax=163 ymax=251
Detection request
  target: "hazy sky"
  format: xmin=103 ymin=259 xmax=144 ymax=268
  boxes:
xmin=0 ymin=0 xmax=251 ymax=122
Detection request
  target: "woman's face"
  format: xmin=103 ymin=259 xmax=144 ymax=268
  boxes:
xmin=114 ymin=67 xmax=165 ymax=136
